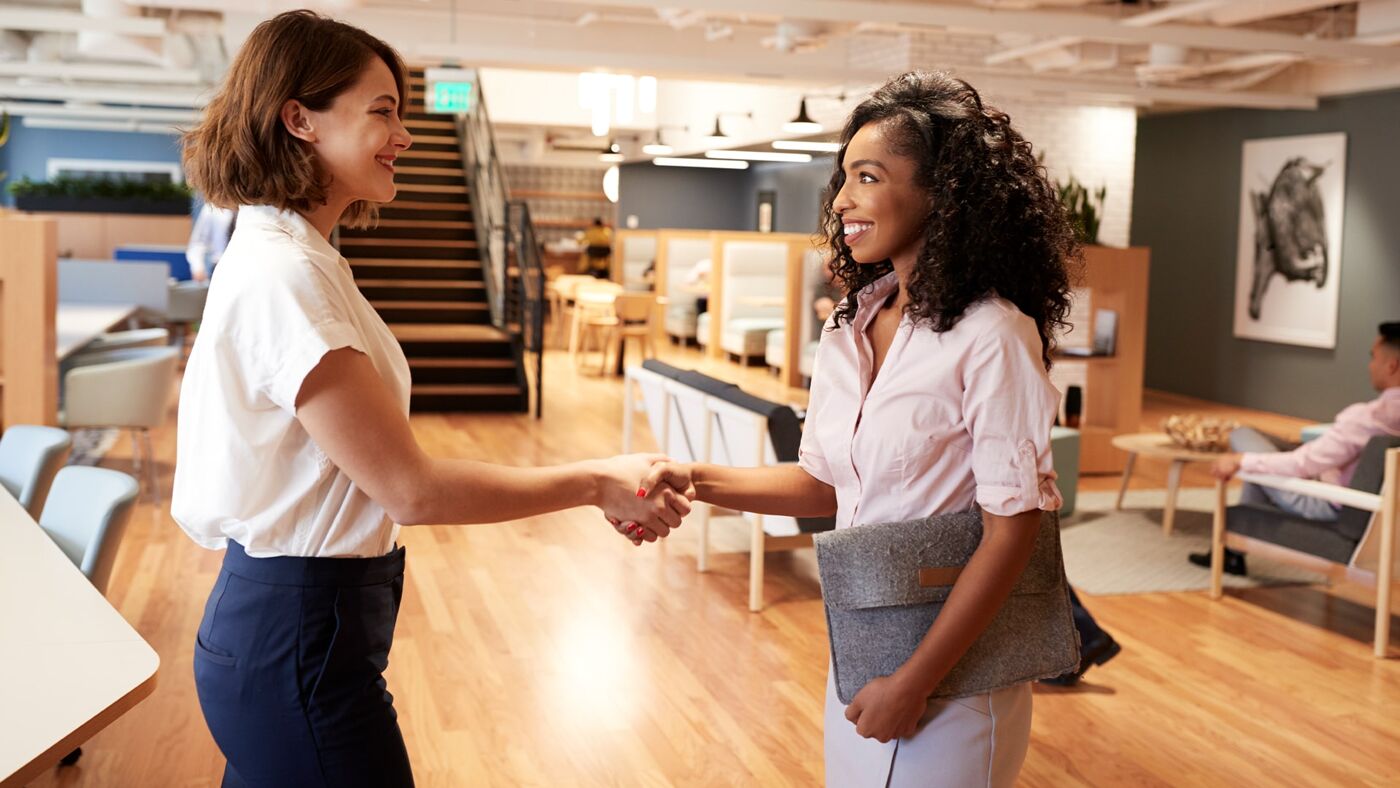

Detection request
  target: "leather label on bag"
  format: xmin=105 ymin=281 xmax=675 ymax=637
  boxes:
xmin=918 ymin=566 xmax=963 ymax=588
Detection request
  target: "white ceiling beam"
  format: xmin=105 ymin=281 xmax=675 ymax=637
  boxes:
xmin=0 ymin=7 xmax=165 ymax=36
xmin=985 ymin=36 xmax=1082 ymax=65
xmin=0 ymin=100 xmax=199 ymax=122
xmin=0 ymin=62 xmax=202 ymax=85
xmin=1209 ymin=0 xmax=1348 ymax=27
xmin=537 ymin=0 xmax=1400 ymax=62
xmin=0 ymin=80 xmax=207 ymax=107
xmin=1120 ymin=1 xmax=1228 ymax=27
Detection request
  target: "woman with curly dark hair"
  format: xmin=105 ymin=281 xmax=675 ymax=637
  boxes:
xmin=649 ymin=71 xmax=1077 ymax=784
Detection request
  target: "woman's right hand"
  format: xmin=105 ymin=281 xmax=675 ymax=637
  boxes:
xmin=591 ymin=455 xmax=694 ymax=543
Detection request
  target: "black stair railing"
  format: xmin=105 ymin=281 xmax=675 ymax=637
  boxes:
xmin=455 ymin=70 xmax=545 ymax=417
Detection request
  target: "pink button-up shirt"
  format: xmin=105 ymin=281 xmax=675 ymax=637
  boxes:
xmin=799 ymin=273 xmax=1063 ymax=530
xmin=1241 ymin=386 xmax=1400 ymax=487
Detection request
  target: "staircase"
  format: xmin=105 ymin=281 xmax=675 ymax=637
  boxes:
xmin=337 ymin=68 xmax=529 ymax=413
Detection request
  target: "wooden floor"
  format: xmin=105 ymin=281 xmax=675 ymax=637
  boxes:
xmin=28 ymin=341 xmax=1400 ymax=787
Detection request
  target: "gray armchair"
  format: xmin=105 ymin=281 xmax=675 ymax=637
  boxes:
xmin=1210 ymin=435 xmax=1400 ymax=657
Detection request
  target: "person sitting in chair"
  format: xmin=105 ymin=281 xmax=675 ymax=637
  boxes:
xmin=1193 ymin=321 xmax=1400 ymax=575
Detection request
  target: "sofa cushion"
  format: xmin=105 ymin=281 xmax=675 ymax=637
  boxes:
xmin=1227 ymin=503 xmax=1359 ymax=563
xmin=1336 ymin=434 xmax=1400 ymax=543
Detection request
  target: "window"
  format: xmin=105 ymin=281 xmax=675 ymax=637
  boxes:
xmin=45 ymin=159 xmax=183 ymax=184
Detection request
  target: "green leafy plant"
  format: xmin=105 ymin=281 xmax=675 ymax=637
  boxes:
xmin=1056 ymin=174 xmax=1106 ymax=246
xmin=6 ymin=174 xmax=193 ymax=202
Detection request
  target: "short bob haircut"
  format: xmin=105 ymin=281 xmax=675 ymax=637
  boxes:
xmin=182 ymin=10 xmax=407 ymax=228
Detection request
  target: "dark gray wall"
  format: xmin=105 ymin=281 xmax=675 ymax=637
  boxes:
xmin=618 ymin=164 xmax=750 ymax=230
xmin=618 ymin=156 xmax=836 ymax=234
xmin=1132 ymin=88 xmax=1400 ymax=422
xmin=745 ymin=157 xmax=836 ymax=234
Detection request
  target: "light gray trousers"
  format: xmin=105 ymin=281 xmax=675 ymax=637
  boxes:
xmin=1230 ymin=427 xmax=1339 ymax=522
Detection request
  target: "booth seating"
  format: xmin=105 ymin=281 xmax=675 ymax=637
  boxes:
xmin=764 ymin=331 xmax=817 ymax=379
xmin=622 ymin=359 xmax=835 ymax=611
xmin=660 ymin=236 xmax=712 ymax=342
xmin=712 ymin=241 xmax=786 ymax=362
xmin=617 ymin=231 xmax=656 ymax=292
xmin=1211 ymin=435 xmax=1400 ymax=657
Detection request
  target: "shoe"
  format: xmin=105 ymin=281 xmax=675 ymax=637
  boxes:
xmin=1189 ymin=548 xmax=1247 ymax=576
xmin=1040 ymin=632 xmax=1122 ymax=687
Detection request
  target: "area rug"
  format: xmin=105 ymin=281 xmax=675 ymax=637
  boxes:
xmin=1061 ymin=488 xmax=1328 ymax=595
xmin=67 ymin=428 xmax=120 ymax=467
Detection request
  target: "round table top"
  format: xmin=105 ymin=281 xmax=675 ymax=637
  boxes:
xmin=1110 ymin=432 xmax=1227 ymax=463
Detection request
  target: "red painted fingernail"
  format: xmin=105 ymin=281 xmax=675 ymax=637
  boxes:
xmin=637 ymin=487 xmax=648 ymax=498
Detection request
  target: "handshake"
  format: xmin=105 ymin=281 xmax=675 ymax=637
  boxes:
xmin=594 ymin=454 xmax=696 ymax=547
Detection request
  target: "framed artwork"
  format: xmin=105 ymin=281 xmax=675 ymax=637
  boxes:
xmin=1232 ymin=132 xmax=1346 ymax=349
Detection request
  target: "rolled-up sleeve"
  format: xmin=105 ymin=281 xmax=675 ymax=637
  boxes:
xmin=962 ymin=314 xmax=1064 ymax=516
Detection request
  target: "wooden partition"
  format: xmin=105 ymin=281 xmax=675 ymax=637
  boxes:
xmin=705 ymin=232 xmax=814 ymax=384
xmin=1052 ymin=245 xmax=1151 ymax=474
xmin=0 ymin=214 xmax=60 ymax=428
xmin=25 ymin=211 xmax=190 ymax=260
xmin=612 ymin=229 xmax=658 ymax=289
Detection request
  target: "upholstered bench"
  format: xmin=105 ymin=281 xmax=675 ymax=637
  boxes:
xmin=764 ymin=330 xmax=818 ymax=379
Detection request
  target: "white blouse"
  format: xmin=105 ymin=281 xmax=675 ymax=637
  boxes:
xmin=799 ymin=273 xmax=1063 ymax=530
xmin=172 ymin=206 xmax=412 ymax=558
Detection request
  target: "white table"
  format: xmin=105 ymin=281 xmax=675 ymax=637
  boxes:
xmin=0 ymin=488 xmax=159 ymax=786
xmin=55 ymin=303 xmax=140 ymax=360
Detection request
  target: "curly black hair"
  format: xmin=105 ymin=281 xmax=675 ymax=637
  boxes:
xmin=819 ymin=71 xmax=1080 ymax=368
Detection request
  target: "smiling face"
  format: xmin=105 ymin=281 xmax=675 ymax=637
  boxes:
xmin=286 ymin=57 xmax=412 ymax=207
xmin=831 ymin=118 xmax=928 ymax=267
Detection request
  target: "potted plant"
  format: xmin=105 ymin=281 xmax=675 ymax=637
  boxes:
xmin=7 ymin=174 xmax=193 ymax=215
xmin=1057 ymin=173 xmax=1106 ymax=246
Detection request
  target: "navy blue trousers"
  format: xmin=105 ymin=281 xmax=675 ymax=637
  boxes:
xmin=193 ymin=541 xmax=414 ymax=787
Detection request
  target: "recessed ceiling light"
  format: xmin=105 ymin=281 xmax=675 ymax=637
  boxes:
xmin=773 ymin=140 xmax=841 ymax=153
xmin=705 ymin=150 xmax=812 ymax=163
xmin=652 ymin=157 xmax=749 ymax=170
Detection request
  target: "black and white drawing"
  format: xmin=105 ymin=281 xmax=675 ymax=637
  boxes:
xmin=1233 ymin=133 xmax=1346 ymax=349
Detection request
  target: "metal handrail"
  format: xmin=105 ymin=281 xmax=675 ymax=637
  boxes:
xmin=454 ymin=71 xmax=545 ymax=417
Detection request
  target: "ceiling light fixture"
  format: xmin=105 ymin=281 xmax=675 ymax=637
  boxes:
xmin=705 ymin=150 xmax=812 ymax=163
xmin=652 ymin=157 xmax=749 ymax=170
xmin=773 ymin=140 xmax=841 ymax=153
xmin=783 ymin=97 xmax=822 ymax=134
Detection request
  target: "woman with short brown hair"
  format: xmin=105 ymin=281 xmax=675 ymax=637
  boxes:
xmin=173 ymin=11 xmax=689 ymax=786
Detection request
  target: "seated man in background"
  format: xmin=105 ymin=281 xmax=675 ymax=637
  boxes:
xmin=1193 ymin=321 xmax=1400 ymax=575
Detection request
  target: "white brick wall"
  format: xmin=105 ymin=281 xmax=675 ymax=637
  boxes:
xmin=989 ymin=97 xmax=1137 ymax=247
xmin=850 ymin=32 xmax=1140 ymax=247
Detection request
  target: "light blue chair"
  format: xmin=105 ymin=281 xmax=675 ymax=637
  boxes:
xmin=1051 ymin=426 xmax=1081 ymax=517
xmin=39 ymin=466 xmax=140 ymax=596
xmin=0 ymin=425 xmax=73 ymax=517
xmin=40 ymin=464 xmax=140 ymax=768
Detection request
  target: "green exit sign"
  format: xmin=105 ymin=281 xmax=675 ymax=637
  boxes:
xmin=430 ymin=81 xmax=473 ymax=114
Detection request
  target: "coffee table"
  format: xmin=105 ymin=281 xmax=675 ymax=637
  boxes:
xmin=1111 ymin=432 xmax=1226 ymax=536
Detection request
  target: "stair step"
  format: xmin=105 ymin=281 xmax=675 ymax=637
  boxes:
xmin=372 ymin=218 xmax=473 ymax=229
xmin=348 ymin=258 xmax=481 ymax=269
xmin=387 ymin=200 xmax=470 ymax=212
xmin=411 ymin=134 xmax=457 ymax=146
xmin=372 ymin=300 xmax=489 ymax=310
xmin=340 ymin=237 xmax=477 ymax=248
xmin=398 ymin=150 xmax=460 ymax=162
xmin=394 ymin=183 xmax=468 ymax=195
xmin=390 ymin=323 xmax=507 ymax=343
xmin=397 ymin=165 xmax=464 ymax=177
xmin=405 ymin=119 xmax=455 ymax=131
xmin=356 ymin=279 xmax=482 ymax=289
xmin=408 ymin=358 xmax=515 ymax=369
xmin=412 ymin=383 xmax=521 ymax=396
